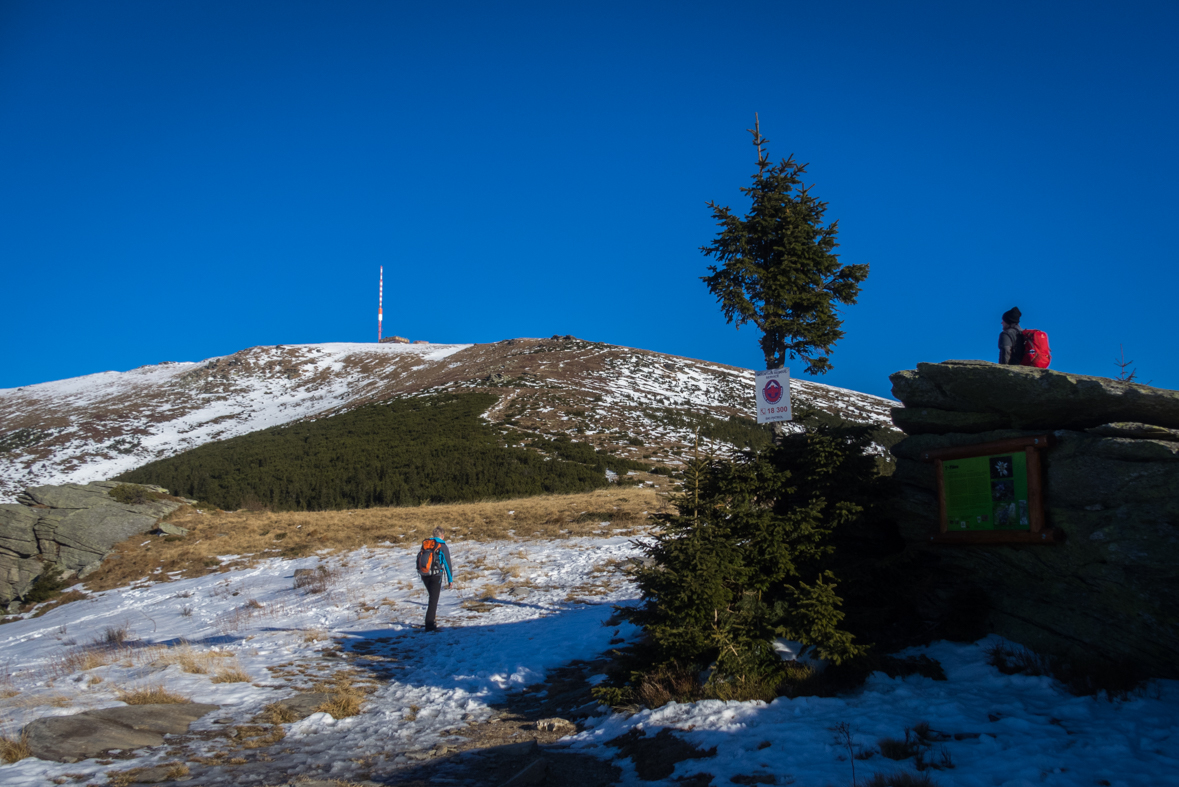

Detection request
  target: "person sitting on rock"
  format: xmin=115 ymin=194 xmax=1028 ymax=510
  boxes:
xmin=999 ymin=307 xmax=1024 ymax=365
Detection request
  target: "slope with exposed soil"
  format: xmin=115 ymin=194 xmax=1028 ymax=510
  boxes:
xmin=0 ymin=336 xmax=898 ymax=502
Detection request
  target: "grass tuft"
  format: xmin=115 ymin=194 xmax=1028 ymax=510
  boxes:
xmin=212 ymin=666 xmax=251 ymax=684
xmin=295 ymin=565 xmax=339 ymax=594
xmin=237 ymin=724 xmax=285 ymax=749
xmin=257 ymin=702 xmax=299 ymax=724
xmin=116 ymin=685 xmax=191 ymax=705
xmin=311 ymin=671 xmax=365 ymax=719
xmin=154 ymin=644 xmax=233 ymax=675
xmin=98 ymin=624 xmax=131 ymax=648
xmin=0 ymin=733 xmax=32 ymax=764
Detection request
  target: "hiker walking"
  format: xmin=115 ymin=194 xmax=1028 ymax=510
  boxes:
xmin=999 ymin=307 xmax=1024 ymax=365
xmin=416 ymin=527 xmax=453 ymax=632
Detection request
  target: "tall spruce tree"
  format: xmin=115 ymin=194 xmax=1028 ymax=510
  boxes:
xmin=701 ymin=117 xmax=868 ymax=374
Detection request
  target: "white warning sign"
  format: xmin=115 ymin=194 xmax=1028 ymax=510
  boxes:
xmin=755 ymin=367 xmax=792 ymax=424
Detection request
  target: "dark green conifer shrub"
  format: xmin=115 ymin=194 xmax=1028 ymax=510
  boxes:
xmin=108 ymin=483 xmax=163 ymax=505
xmin=23 ymin=564 xmax=68 ymax=605
xmin=625 ymin=422 xmax=884 ymax=686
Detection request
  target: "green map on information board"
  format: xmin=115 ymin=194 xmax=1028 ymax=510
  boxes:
xmin=943 ymin=452 xmax=1030 ymax=531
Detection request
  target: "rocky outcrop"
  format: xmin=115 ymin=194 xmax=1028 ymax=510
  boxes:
xmin=0 ymin=481 xmax=189 ymax=608
xmin=890 ymin=359 xmax=1179 ymax=432
xmin=23 ymin=703 xmax=219 ymax=762
xmin=890 ymin=361 xmax=1179 ymax=677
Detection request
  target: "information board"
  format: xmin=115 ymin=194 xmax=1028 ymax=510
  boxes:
xmin=755 ymin=367 xmax=792 ymax=424
xmin=942 ymin=452 xmax=1030 ymax=531
xmin=921 ymin=434 xmax=1058 ymax=545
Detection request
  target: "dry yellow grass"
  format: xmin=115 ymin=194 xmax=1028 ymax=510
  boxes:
xmin=81 ymin=488 xmax=657 ymax=591
xmin=106 ymin=762 xmax=189 ymax=787
xmin=310 ymin=670 xmax=366 ymax=719
xmin=212 ymin=666 xmax=251 ymax=684
xmin=257 ymin=702 xmax=299 ymax=724
xmin=47 ymin=646 xmax=124 ymax=678
xmin=316 ymin=692 xmax=362 ymax=718
xmin=154 ymin=644 xmax=234 ymax=675
xmin=0 ymin=732 xmax=31 ymax=764
xmin=48 ymin=640 xmax=217 ymax=682
xmin=235 ymin=724 xmax=285 ymax=749
xmin=115 ymin=685 xmax=190 ymax=705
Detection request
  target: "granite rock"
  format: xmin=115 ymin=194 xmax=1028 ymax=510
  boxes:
xmin=0 ymin=503 xmax=40 ymax=557
xmin=889 ymin=363 xmax=1179 ymax=677
xmin=23 ymin=703 xmax=219 ymax=762
xmin=890 ymin=360 xmax=1179 ymax=431
xmin=0 ymin=482 xmax=186 ymax=604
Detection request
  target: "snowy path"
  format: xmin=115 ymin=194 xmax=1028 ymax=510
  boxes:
xmin=0 ymin=535 xmax=1175 ymax=786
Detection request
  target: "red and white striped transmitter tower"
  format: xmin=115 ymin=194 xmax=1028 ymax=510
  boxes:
xmin=377 ymin=266 xmax=384 ymax=342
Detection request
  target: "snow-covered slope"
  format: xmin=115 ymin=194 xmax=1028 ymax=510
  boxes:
xmin=0 ymin=343 xmax=469 ymax=501
xmin=0 ymin=537 xmax=1174 ymax=786
xmin=0 ymin=337 xmax=897 ymax=502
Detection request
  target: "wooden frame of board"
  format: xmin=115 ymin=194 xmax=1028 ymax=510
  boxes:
xmin=920 ymin=434 xmax=1059 ymax=545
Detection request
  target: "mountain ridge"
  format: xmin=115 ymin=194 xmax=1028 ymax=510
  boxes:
xmin=0 ymin=337 xmax=898 ymax=502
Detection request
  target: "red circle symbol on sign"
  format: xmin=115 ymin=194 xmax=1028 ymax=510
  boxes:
xmin=763 ymin=379 xmax=783 ymax=404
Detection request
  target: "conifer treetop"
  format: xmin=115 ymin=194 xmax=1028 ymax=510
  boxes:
xmin=701 ymin=116 xmax=869 ymax=374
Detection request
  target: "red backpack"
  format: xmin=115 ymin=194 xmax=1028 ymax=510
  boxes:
xmin=417 ymin=538 xmax=444 ymax=576
xmin=1020 ymin=330 xmax=1052 ymax=369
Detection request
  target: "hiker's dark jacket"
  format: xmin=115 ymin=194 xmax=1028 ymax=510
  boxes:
xmin=999 ymin=324 xmax=1024 ymax=365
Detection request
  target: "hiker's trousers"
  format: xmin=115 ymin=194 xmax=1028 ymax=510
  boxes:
xmin=421 ymin=573 xmax=443 ymax=630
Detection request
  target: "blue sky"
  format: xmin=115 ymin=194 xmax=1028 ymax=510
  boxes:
xmin=2 ymin=1 xmax=1176 ymax=399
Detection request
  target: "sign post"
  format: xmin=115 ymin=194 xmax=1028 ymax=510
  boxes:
xmin=755 ymin=367 xmax=792 ymax=424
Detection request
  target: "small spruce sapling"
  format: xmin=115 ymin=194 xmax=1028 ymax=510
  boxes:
xmin=1114 ymin=345 xmax=1147 ymax=384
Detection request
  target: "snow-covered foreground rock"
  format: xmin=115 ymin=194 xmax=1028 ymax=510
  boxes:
xmin=0 ymin=535 xmax=1175 ymax=786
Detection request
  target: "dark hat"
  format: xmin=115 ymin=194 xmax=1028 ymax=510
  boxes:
xmin=1002 ymin=307 xmax=1021 ymax=325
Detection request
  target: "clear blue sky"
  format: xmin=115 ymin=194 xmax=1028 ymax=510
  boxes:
xmin=2 ymin=1 xmax=1176 ymax=399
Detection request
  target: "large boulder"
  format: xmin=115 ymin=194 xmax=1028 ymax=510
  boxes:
xmin=890 ymin=360 xmax=1179 ymax=431
xmin=23 ymin=703 xmax=219 ymax=763
xmin=0 ymin=481 xmax=189 ymax=605
xmin=889 ymin=363 xmax=1179 ymax=678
